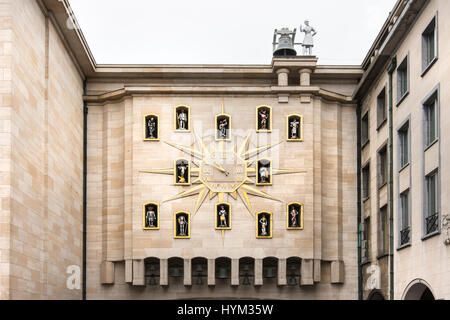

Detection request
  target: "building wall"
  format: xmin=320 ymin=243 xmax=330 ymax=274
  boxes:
xmin=360 ymin=0 xmax=450 ymax=300
xmin=0 ymin=0 xmax=13 ymax=300
xmin=85 ymin=74 xmax=358 ymax=299
xmin=0 ymin=0 xmax=84 ymax=299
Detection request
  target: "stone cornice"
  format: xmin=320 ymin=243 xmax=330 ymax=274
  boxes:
xmin=84 ymin=86 xmax=355 ymax=104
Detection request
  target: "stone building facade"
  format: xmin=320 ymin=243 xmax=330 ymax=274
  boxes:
xmin=355 ymin=0 xmax=450 ymax=300
xmin=0 ymin=0 xmax=448 ymax=300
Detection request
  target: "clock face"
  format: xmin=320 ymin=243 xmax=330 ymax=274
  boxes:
xmin=199 ymin=150 xmax=247 ymax=193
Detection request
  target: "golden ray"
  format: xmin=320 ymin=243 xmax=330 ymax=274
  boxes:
xmin=193 ymin=130 xmax=211 ymax=158
xmin=221 ymin=230 xmax=224 ymax=246
xmin=242 ymin=141 xmax=283 ymax=159
xmin=273 ymin=169 xmax=307 ymax=175
xmin=237 ymin=189 xmax=254 ymax=217
xmin=164 ymin=141 xmax=203 ymax=160
xmin=193 ymin=187 xmax=209 ymax=216
xmin=237 ymin=131 xmax=252 ymax=157
xmin=139 ymin=168 xmax=174 ymax=175
xmin=243 ymin=177 xmax=255 ymax=184
xmin=241 ymin=185 xmax=282 ymax=202
xmin=218 ymin=192 xmax=224 ymax=203
xmin=230 ymin=191 xmax=237 ymax=200
xmin=164 ymin=184 xmax=206 ymax=202
xmin=191 ymin=177 xmax=202 ymax=184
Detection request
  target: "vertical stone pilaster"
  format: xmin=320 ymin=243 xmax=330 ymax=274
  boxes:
xmin=125 ymin=259 xmax=133 ymax=283
xmin=132 ymin=259 xmax=145 ymax=286
xmin=300 ymin=259 xmax=314 ymax=286
xmin=207 ymin=259 xmax=215 ymax=286
xmin=313 ymin=259 xmax=321 ymax=283
xmin=160 ymin=259 xmax=168 ymax=286
xmin=184 ymin=259 xmax=192 ymax=286
xmin=278 ymin=259 xmax=287 ymax=286
xmin=231 ymin=259 xmax=239 ymax=286
xmin=254 ymin=259 xmax=263 ymax=286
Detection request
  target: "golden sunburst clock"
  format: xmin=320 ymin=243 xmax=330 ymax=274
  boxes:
xmin=141 ymin=129 xmax=305 ymax=237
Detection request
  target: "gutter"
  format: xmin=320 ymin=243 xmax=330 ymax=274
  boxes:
xmin=387 ymin=58 xmax=397 ymax=300
xmin=356 ymin=104 xmax=363 ymax=300
xmin=82 ymin=79 xmax=88 ymax=300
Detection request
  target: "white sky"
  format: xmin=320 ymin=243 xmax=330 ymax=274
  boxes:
xmin=68 ymin=0 xmax=397 ymax=65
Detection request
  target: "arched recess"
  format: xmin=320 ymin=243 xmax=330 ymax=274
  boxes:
xmin=191 ymin=257 xmax=207 ymax=286
xmin=403 ymin=279 xmax=436 ymax=300
xmin=144 ymin=257 xmax=160 ymax=286
xmin=263 ymin=257 xmax=278 ymax=284
xmin=168 ymin=257 xmax=184 ymax=285
xmin=367 ymin=289 xmax=385 ymax=300
xmin=239 ymin=257 xmax=255 ymax=286
xmin=215 ymin=257 xmax=231 ymax=283
xmin=286 ymin=257 xmax=301 ymax=286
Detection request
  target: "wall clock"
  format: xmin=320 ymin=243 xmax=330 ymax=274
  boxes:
xmin=140 ymin=106 xmax=306 ymax=238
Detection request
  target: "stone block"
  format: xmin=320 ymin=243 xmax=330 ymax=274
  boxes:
xmin=100 ymin=261 xmax=114 ymax=284
xmin=331 ymin=260 xmax=345 ymax=284
xmin=300 ymin=259 xmax=313 ymax=286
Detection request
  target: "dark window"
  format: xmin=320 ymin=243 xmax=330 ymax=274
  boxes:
xmin=425 ymin=172 xmax=439 ymax=235
xmin=424 ymin=97 xmax=437 ymax=147
xmin=400 ymin=190 xmax=410 ymax=246
xmin=378 ymin=146 xmax=387 ymax=187
xmin=398 ymin=122 xmax=409 ymax=169
xmin=361 ymin=112 xmax=369 ymax=146
xmin=397 ymin=57 xmax=409 ymax=102
xmin=379 ymin=206 xmax=389 ymax=256
xmin=362 ymin=217 xmax=371 ymax=262
xmin=362 ymin=164 xmax=370 ymax=200
xmin=377 ymin=88 xmax=387 ymax=128
xmin=422 ymin=17 xmax=437 ymax=72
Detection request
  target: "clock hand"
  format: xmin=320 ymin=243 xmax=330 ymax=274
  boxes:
xmin=205 ymin=161 xmax=230 ymax=176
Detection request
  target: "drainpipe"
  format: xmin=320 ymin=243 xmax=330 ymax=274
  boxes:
xmin=356 ymin=104 xmax=363 ymax=300
xmin=82 ymin=79 xmax=88 ymax=300
xmin=387 ymin=57 xmax=397 ymax=300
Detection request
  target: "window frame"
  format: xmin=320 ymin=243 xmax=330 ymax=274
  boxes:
xmin=377 ymin=143 xmax=388 ymax=189
xmin=398 ymin=189 xmax=411 ymax=249
xmin=423 ymin=95 xmax=438 ymax=150
xmin=396 ymin=55 xmax=409 ymax=106
xmin=423 ymin=170 xmax=440 ymax=239
xmin=362 ymin=162 xmax=371 ymax=202
xmin=398 ymin=120 xmax=410 ymax=172
xmin=376 ymin=87 xmax=387 ymax=130
xmin=378 ymin=205 xmax=389 ymax=257
xmin=361 ymin=111 xmax=370 ymax=147
xmin=421 ymin=13 xmax=438 ymax=77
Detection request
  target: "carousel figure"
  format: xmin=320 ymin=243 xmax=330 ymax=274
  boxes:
xmin=146 ymin=206 xmax=157 ymax=228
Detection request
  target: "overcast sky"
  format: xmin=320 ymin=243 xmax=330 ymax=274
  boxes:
xmin=68 ymin=0 xmax=397 ymax=65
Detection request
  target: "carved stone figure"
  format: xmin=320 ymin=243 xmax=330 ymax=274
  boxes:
xmin=300 ymin=20 xmax=317 ymax=55
xmin=290 ymin=118 xmax=300 ymax=139
xmin=178 ymin=109 xmax=188 ymax=130
xmin=260 ymin=216 xmax=268 ymax=236
xmin=178 ymin=215 xmax=188 ymax=236
xmin=219 ymin=119 xmax=228 ymax=139
xmin=259 ymin=166 xmax=270 ymax=183
xmin=146 ymin=206 xmax=157 ymax=228
xmin=259 ymin=109 xmax=269 ymax=130
xmin=177 ymin=162 xmax=188 ymax=183
xmin=218 ymin=205 xmax=228 ymax=228
xmin=290 ymin=207 xmax=299 ymax=227
xmin=147 ymin=117 xmax=157 ymax=139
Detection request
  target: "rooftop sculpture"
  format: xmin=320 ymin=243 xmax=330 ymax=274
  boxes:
xmin=273 ymin=20 xmax=317 ymax=57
